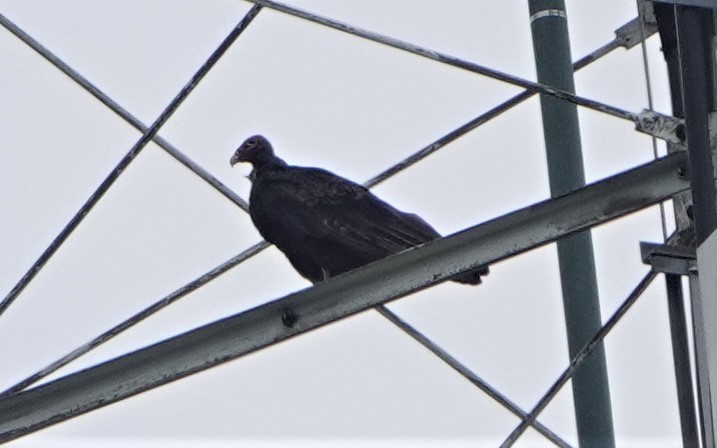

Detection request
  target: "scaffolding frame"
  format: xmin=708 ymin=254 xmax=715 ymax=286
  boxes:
xmin=0 ymin=0 xmax=711 ymax=446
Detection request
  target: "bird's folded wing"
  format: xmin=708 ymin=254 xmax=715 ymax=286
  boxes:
xmin=270 ymin=168 xmax=441 ymax=256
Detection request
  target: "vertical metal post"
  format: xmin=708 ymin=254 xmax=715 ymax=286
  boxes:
xmin=676 ymin=4 xmax=717 ymax=446
xmin=653 ymin=4 xmax=701 ymax=446
xmin=528 ymin=1 xmax=615 ymax=446
xmin=667 ymin=274 xmax=701 ymax=448
xmin=676 ymin=6 xmax=717 ymax=245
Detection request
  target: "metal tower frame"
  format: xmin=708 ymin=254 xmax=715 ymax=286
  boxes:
xmin=1 ymin=1 xmax=715 ymax=446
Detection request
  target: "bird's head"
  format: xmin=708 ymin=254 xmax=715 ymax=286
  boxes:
xmin=230 ymin=135 xmax=275 ymax=168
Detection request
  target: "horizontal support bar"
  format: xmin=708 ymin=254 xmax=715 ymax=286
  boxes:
xmin=0 ymin=151 xmax=690 ymax=443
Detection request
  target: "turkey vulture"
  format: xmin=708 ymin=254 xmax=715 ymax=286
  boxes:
xmin=230 ymin=135 xmax=488 ymax=285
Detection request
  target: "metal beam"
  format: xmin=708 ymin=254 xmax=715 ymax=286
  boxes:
xmin=243 ymin=0 xmax=684 ymax=143
xmin=696 ymin=230 xmax=717 ymax=447
xmin=652 ymin=5 xmax=702 ymax=446
xmin=375 ymin=305 xmax=572 ymax=448
xmin=0 ymin=11 xmax=663 ymax=401
xmin=529 ymin=2 xmax=615 ymax=445
xmin=0 ymin=12 xmax=250 ymax=213
xmin=500 ymin=271 xmax=659 ymax=447
xmin=666 ymin=274 xmax=700 ymax=448
xmin=0 ymin=151 xmax=689 ymax=444
xmin=677 ymin=6 xmax=717 ymax=245
xmin=676 ymin=5 xmax=717 ymax=446
xmin=0 ymin=5 xmax=262 ymax=319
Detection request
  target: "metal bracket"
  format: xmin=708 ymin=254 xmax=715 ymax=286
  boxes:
xmin=641 ymin=241 xmax=696 ymax=275
xmin=616 ymin=3 xmax=658 ymax=49
xmin=635 ymin=110 xmax=686 ymax=144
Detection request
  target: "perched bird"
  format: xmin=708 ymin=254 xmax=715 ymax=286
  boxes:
xmin=230 ymin=135 xmax=488 ymax=285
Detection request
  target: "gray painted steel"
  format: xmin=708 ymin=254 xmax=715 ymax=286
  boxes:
xmin=501 ymin=271 xmax=658 ymax=447
xmin=0 ymin=151 xmax=689 ymax=444
xmin=0 ymin=6 xmax=262 ymax=319
xmin=245 ymin=0 xmax=684 ymax=143
xmin=676 ymin=5 xmax=717 ymax=446
xmin=666 ymin=274 xmax=700 ymax=448
xmin=652 ymin=4 xmax=701 ymax=444
xmin=375 ymin=305 xmax=572 ymax=448
xmin=697 ymin=230 xmax=717 ymax=447
xmin=529 ymin=0 xmax=615 ymax=445
xmin=0 ymin=13 xmax=250 ymax=213
xmin=676 ymin=8 xmax=717 ymax=245
xmin=0 ymin=17 xmax=643 ymax=403
xmin=641 ymin=241 xmax=695 ymax=275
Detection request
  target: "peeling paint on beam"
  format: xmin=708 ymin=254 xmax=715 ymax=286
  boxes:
xmin=0 ymin=152 xmax=689 ymax=443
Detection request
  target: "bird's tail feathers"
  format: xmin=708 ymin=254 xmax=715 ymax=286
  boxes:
xmin=451 ymin=265 xmax=490 ymax=286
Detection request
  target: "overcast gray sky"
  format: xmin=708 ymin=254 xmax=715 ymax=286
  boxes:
xmin=1 ymin=0 xmax=684 ymax=446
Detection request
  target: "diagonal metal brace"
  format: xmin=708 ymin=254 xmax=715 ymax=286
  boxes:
xmin=0 ymin=151 xmax=690 ymax=444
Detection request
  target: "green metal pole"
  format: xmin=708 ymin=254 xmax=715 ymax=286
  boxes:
xmin=528 ymin=1 xmax=616 ymax=446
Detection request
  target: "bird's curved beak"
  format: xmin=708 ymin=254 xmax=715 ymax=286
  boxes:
xmin=230 ymin=151 xmax=245 ymax=166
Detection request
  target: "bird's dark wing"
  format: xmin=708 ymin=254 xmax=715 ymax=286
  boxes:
xmin=249 ymin=167 xmax=440 ymax=276
xmin=299 ymin=168 xmax=438 ymax=250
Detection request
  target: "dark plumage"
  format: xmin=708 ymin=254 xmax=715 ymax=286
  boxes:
xmin=230 ymin=135 xmax=488 ymax=285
